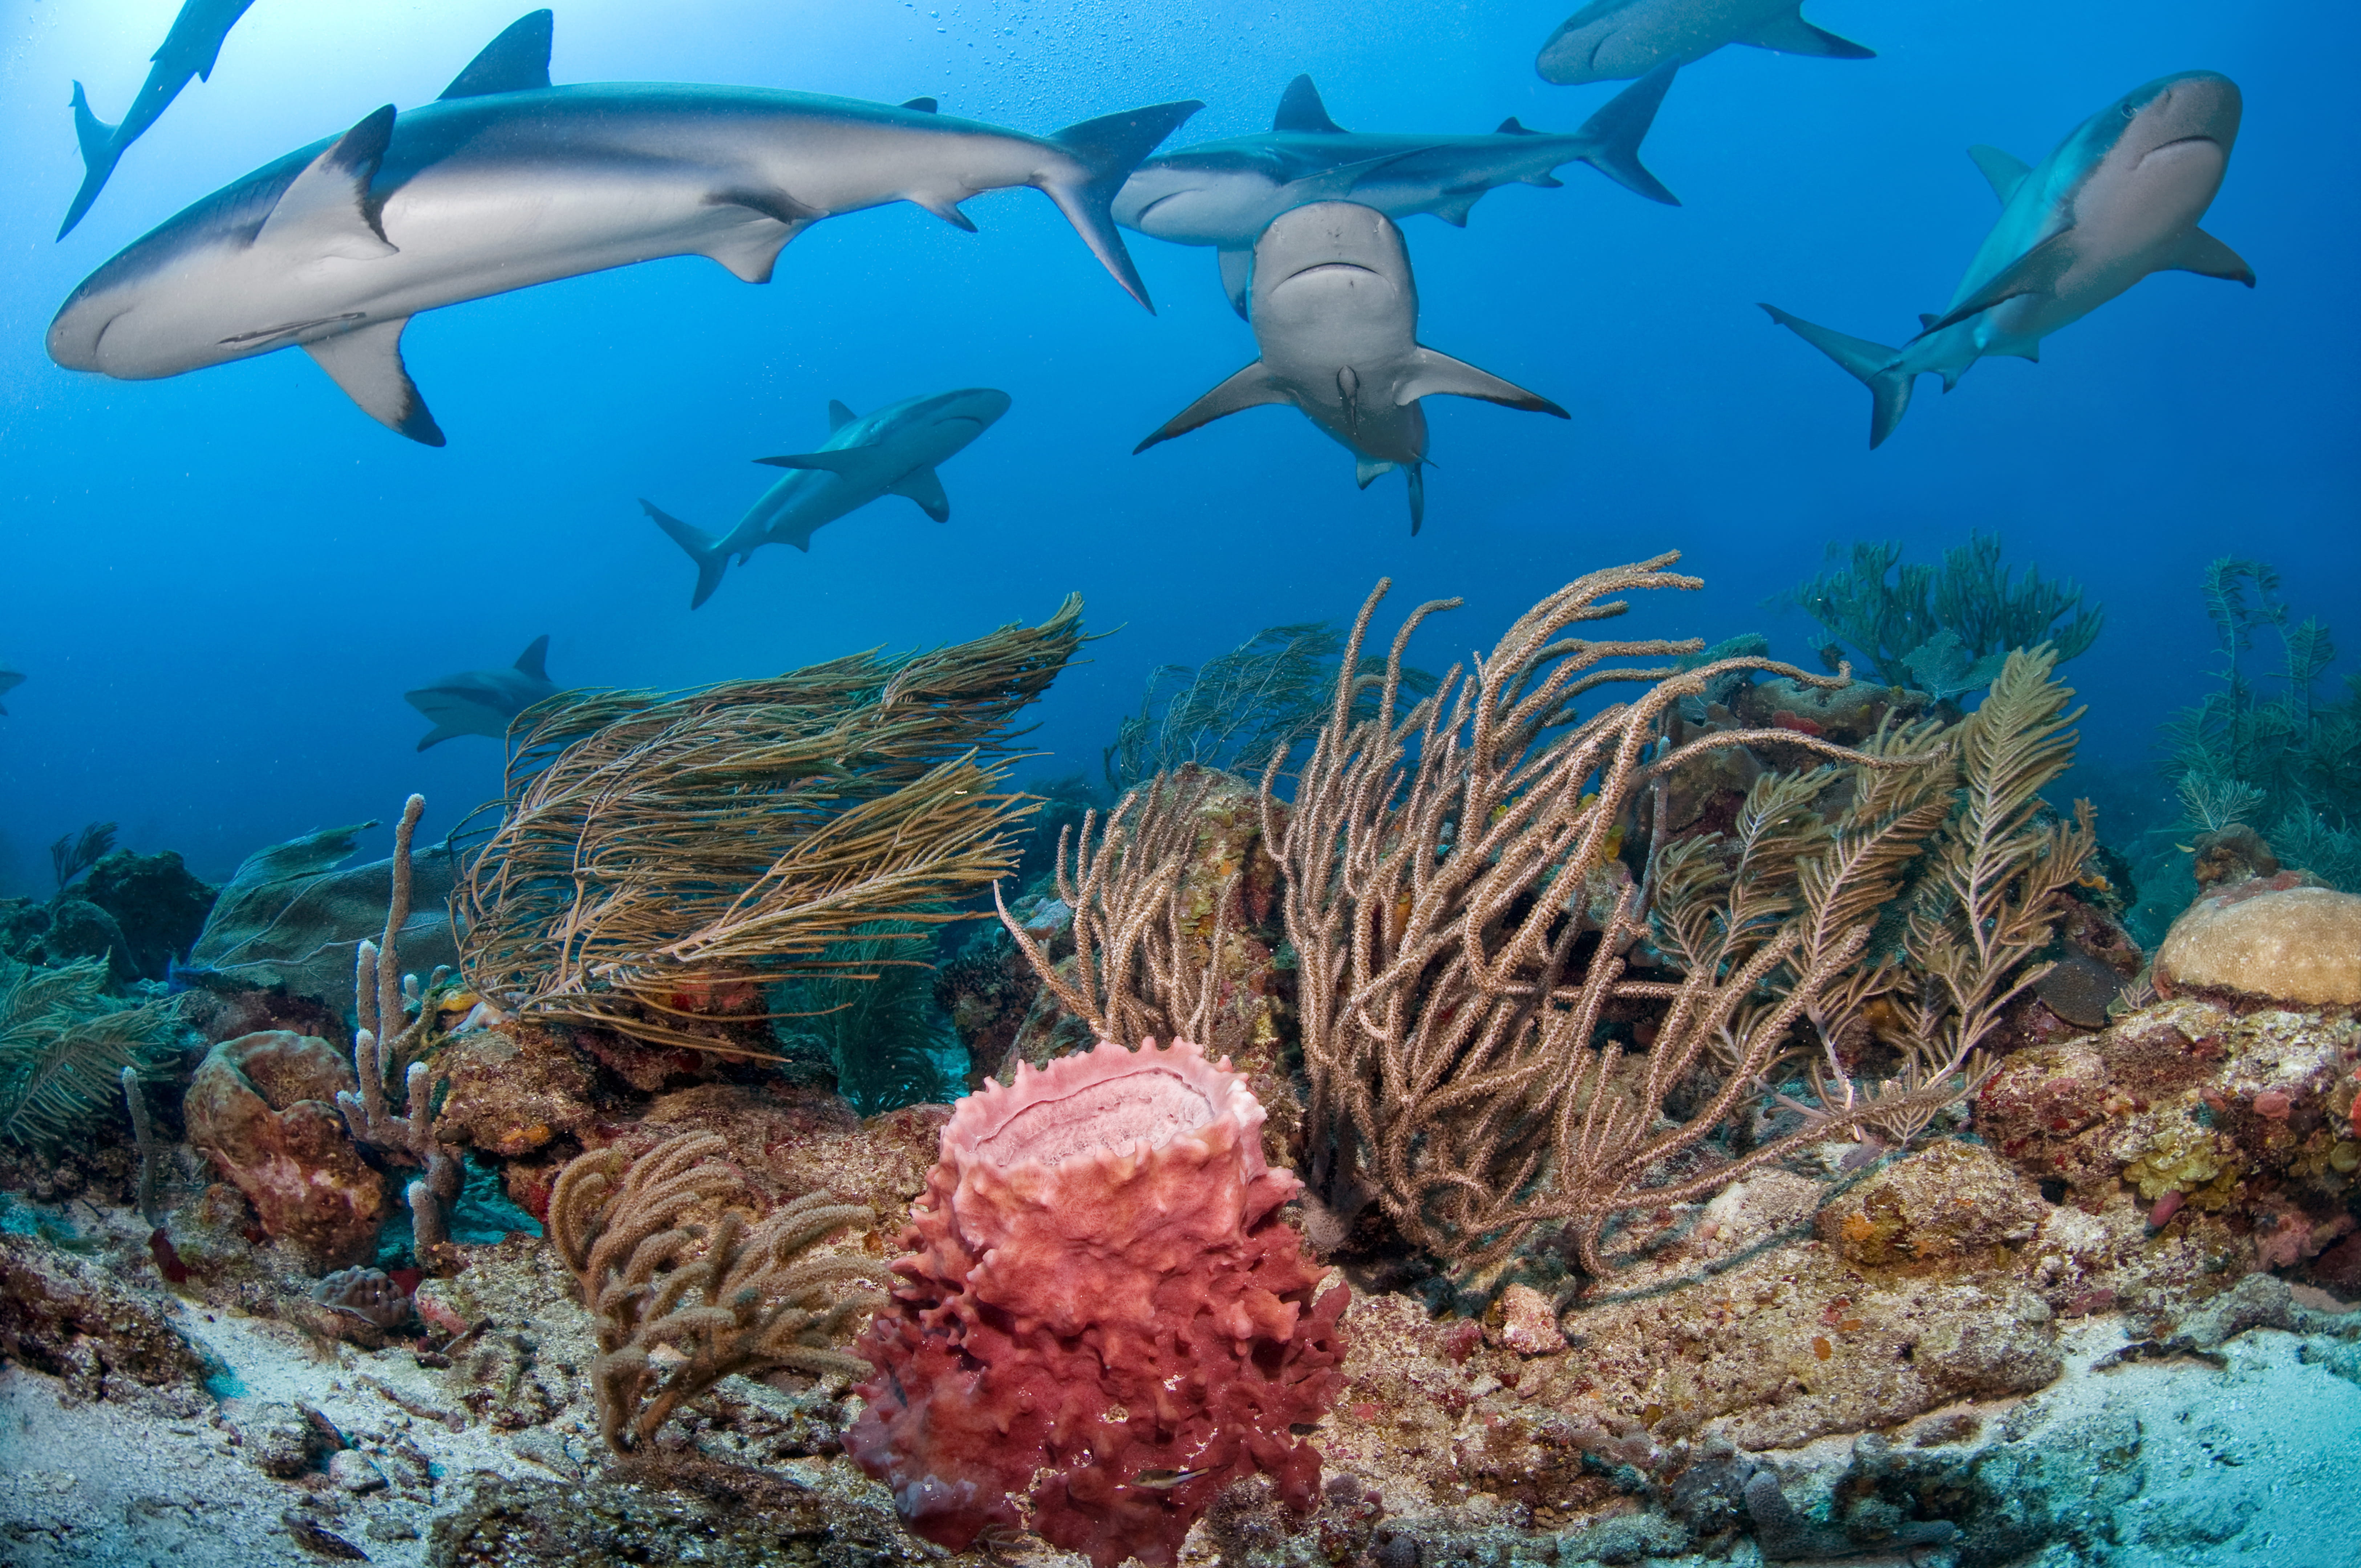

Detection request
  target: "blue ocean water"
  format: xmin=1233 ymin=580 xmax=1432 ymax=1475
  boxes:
xmin=0 ymin=0 xmax=2351 ymax=891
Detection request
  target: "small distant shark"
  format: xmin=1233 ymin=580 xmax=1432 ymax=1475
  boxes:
xmin=59 ymin=0 xmax=259 ymax=239
xmin=1135 ymin=202 xmax=1567 ymax=533
xmin=644 ymin=389 xmax=1011 ymax=608
xmin=0 ymin=667 xmax=23 ymax=716
xmin=1536 ymin=0 xmax=1871 ymax=86
xmin=45 ymin=10 xmax=1197 ymax=446
xmin=1115 ymin=66 xmax=1678 ymax=317
xmin=1763 ymin=71 xmax=2252 ymax=447
xmin=405 ymin=635 xmax=557 ymax=750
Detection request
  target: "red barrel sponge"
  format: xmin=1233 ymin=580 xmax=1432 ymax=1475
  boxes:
xmin=847 ymin=1037 xmax=1348 ymax=1567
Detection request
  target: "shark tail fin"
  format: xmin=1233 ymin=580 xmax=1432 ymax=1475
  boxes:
xmin=641 ymin=499 xmax=729 ymax=609
xmin=1043 ymin=100 xmax=1204 ymax=312
xmin=1572 ymin=61 xmax=1681 ymax=207
xmin=57 ymin=82 xmax=122 ymax=239
xmin=1760 ymin=303 xmax=1914 ymax=449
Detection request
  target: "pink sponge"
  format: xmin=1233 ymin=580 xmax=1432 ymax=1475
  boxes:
xmin=847 ymin=1037 xmax=1347 ymax=1567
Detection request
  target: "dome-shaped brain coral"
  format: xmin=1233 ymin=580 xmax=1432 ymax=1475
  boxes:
xmin=2155 ymin=880 xmax=2361 ymax=1007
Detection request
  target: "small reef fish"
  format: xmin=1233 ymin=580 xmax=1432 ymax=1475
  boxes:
xmin=1536 ymin=0 xmax=1871 ymax=86
xmin=58 ymin=0 xmax=259 ymax=239
xmin=1115 ymin=66 xmax=1678 ymax=317
xmin=1763 ymin=70 xmax=2252 ymax=447
xmin=44 ymin=10 xmax=1198 ymax=446
xmin=0 ymin=666 xmax=23 ymax=716
xmin=1134 ymin=202 xmax=1567 ymax=534
xmin=644 ymin=388 xmax=1012 ymax=608
xmin=405 ymin=635 xmax=558 ymax=750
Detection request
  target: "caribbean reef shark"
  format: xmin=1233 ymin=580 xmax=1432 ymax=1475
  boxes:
xmin=643 ymin=387 xmax=1012 ymax=608
xmin=405 ymin=635 xmax=557 ymax=750
xmin=1763 ymin=70 xmax=2252 ymax=447
xmin=1536 ymin=0 xmax=1870 ymax=86
xmin=1135 ymin=202 xmax=1566 ymax=533
xmin=0 ymin=666 xmax=23 ymax=716
xmin=45 ymin=10 xmax=1197 ymax=446
xmin=1115 ymin=66 xmax=1677 ymax=317
xmin=59 ymin=0 xmax=258 ymax=239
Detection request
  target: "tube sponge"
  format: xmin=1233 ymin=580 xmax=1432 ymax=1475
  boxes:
xmin=847 ymin=1037 xmax=1347 ymax=1568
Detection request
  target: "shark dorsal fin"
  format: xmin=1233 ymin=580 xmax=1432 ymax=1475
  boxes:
xmin=1919 ymin=313 xmax=1941 ymax=330
xmin=514 ymin=634 xmax=551 ymax=681
xmin=259 ymin=106 xmax=398 ymax=260
xmin=827 ymin=400 xmax=858 ymax=431
xmin=900 ymin=96 xmax=939 ymax=112
xmin=1966 ymin=144 xmax=2032 ymax=205
xmin=440 ymin=10 xmax=555 ymax=101
xmin=1274 ymin=75 xmax=1345 ymax=135
xmin=1495 ymin=116 xmax=1538 ymax=135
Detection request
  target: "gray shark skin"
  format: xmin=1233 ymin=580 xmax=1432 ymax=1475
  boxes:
xmin=0 ymin=667 xmax=23 ymax=716
xmin=1134 ymin=202 xmax=1567 ymax=534
xmin=642 ymin=386 xmax=1012 ymax=608
xmin=1762 ymin=71 xmax=2252 ymax=448
xmin=1537 ymin=0 xmax=1870 ymax=87
xmin=45 ymin=11 xmax=1197 ymax=446
xmin=405 ymin=635 xmax=558 ymax=750
xmin=1115 ymin=66 xmax=1677 ymax=317
xmin=60 ymin=0 xmax=258 ymax=239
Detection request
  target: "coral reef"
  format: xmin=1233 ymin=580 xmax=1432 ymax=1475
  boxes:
xmin=81 ymin=846 xmax=218 ymax=980
xmin=550 ymin=1130 xmax=882 ymax=1452
xmin=454 ymin=599 xmax=1083 ymax=1048
xmin=2155 ymin=878 xmax=2361 ymax=1006
xmin=0 ymin=953 xmax=180 ymax=1153
xmin=849 ymin=1038 xmax=1346 ymax=1568
xmin=770 ymin=920 xmax=963 ymax=1115
xmin=184 ymin=1030 xmax=389 ymax=1269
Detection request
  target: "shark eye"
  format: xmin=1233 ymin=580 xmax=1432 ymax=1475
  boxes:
xmin=2121 ymin=102 xmax=2139 ymax=120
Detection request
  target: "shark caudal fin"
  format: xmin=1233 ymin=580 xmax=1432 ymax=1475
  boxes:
xmin=1760 ymin=304 xmax=1914 ymax=449
xmin=641 ymin=500 xmax=730 ymax=609
xmin=57 ymin=82 xmax=122 ymax=239
xmin=1044 ymin=101 xmax=1204 ymax=312
xmin=1573 ymin=62 xmax=1681 ymax=206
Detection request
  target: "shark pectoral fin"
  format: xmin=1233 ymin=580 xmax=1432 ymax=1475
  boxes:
xmin=1281 ymin=150 xmax=1425 ymax=206
xmin=513 ymin=634 xmax=551 ymax=682
xmin=1572 ymin=60 xmax=1681 ymax=206
xmin=414 ymin=725 xmax=465 ymax=752
xmin=440 ymin=10 xmax=554 ymax=98
xmin=1522 ymin=173 xmax=1565 ymax=188
xmin=1432 ymin=190 xmax=1482 ymax=227
xmin=1967 ymin=144 xmax=2032 ymax=205
xmin=888 ymin=466 xmax=951 ymax=523
xmin=1274 ymin=75 xmax=1346 ymax=135
xmin=302 ymin=319 xmax=444 ymax=446
xmin=1354 ymin=456 xmax=1396 ymax=489
xmin=911 ymin=193 xmax=979 ymax=232
xmin=1135 ymin=362 xmax=1286 ymax=453
xmin=1217 ymin=248 xmax=1254 ymax=319
xmin=1405 ymin=463 xmax=1425 ymax=535
xmin=1760 ymin=303 xmax=1914 ymax=449
xmin=701 ymin=189 xmax=821 ymax=282
xmin=2167 ymin=227 xmax=2256 ymax=286
xmin=259 ymin=105 xmax=400 ymax=260
xmin=826 ymin=399 xmax=858 ymax=432
xmin=901 ymin=96 xmax=939 ymax=112
xmin=641 ymin=500 xmax=729 ymax=609
xmin=1918 ymin=227 xmax=2078 ymax=336
xmin=1736 ymin=9 xmax=1875 ymax=57
xmin=1397 ymin=347 xmax=1570 ymax=417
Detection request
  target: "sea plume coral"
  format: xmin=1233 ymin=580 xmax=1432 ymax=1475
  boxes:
xmin=847 ymin=1038 xmax=1346 ymax=1568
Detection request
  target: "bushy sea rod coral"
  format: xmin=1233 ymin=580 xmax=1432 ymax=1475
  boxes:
xmin=848 ymin=1038 xmax=1346 ymax=1568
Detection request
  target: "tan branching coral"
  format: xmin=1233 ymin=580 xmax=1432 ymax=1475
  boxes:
xmin=549 ymin=1131 xmax=883 ymax=1453
xmin=1256 ymin=556 xmax=1967 ymax=1274
xmin=454 ymin=600 xmax=1083 ymax=1048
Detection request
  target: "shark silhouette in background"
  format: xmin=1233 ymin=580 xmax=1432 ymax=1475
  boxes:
xmin=1535 ymin=0 xmax=1871 ymax=87
xmin=0 ymin=666 xmax=23 ymax=716
xmin=1116 ymin=65 xmax=1678 ymax=317
xmin=405 ymin=635 xmax=558 ymax=750
xmin=46 ymin=10 xmax=1197 ymax=444
xmin=59 ymin=0 xmax=260 ymax=239
xmin=1136 ymin=202 xmax=1567 ymax=532
xmin=645 ymin=388 xmax=1012 ymax=608
xmin=1763 ymin=70 xmax=2254 ymax=447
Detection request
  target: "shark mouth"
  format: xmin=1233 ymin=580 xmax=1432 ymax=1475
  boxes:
xmin=1284 ymin=261 xmax=1381 ymax=284
xmin=2136 ymin=134 xmax=2223 ymax=167
xmin=1130 ymin=191 xmax=1192 ymax=224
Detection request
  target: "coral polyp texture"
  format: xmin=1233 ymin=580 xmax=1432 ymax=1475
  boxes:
xmin=847 ymin=1037 xmax=1348 ymax=1568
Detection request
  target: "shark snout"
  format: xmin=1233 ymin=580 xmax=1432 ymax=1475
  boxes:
xmin=2125 ymin=71 xmax=2243 ymax=155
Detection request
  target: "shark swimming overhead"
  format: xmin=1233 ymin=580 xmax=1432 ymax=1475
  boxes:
xmin=45 ymin=10 xmax=1198 ymax=446
xmin=1536 ymin=0 xmax=1871 ymax=86
xmin=643 ymin=387 xmax=1012 ymax=608
xmin=1115 ymin=66 xmax=1678 ymax=317
xmin=58 ymin=0 xmax=258 ymax=239
xmin=405 ymin=635 xmax=559 ymax=750
xmin=0 ymin=666 xmax=23 ymax=716
xmin=1134 ymin=202 xmax=1567 ymax=533
xmin=1762 ymin=71 xmax=2253 ymax=448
